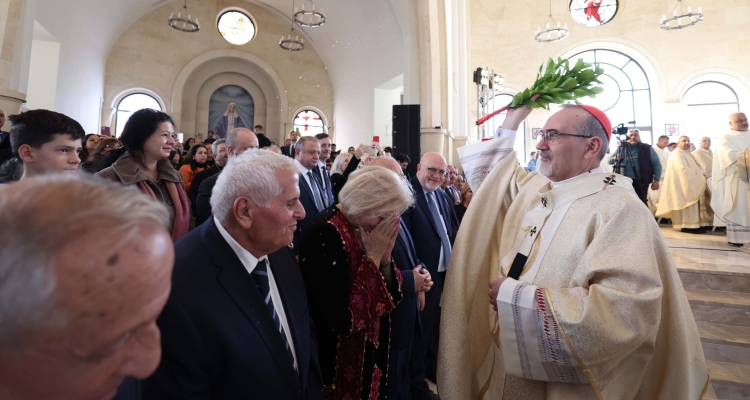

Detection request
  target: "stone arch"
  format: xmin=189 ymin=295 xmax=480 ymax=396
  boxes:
xmin=103 ymin=86 xmax=168 ymax=129
xmin=675 ymin=69 xmax=750 ymax=109
xmin=171 ymin=49 xmax=288 ymax=142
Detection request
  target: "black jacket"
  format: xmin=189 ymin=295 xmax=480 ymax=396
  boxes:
xmin=143 ymin=219 xmax=324 ymax=399
xmin=189 ymin=163 xmax=222 ymax=215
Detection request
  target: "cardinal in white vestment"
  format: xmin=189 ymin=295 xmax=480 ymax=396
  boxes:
xmin=711 ymin=112 xmax=750 ymax=245
xmin=648 ymin=135 xmax=671 ymax=214
xmin=656 ymin=136 xmax=712 ymax=231
xmin=438 ymin=103 xmax=708 ymax=400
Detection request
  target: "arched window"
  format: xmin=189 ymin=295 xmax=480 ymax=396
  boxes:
xmin=551 ymin=49 xmax=652 ymax=146
xmin=488 ymin=93 xmax=527 ymax=165
xmin=114 ymin=93 xmax=162 ymax=137
xmin=682 ymin=81 xmax=739 ymax=140
xmin=294 ymin=110 xmax=325 ymax=136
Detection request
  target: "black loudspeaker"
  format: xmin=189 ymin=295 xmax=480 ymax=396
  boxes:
xmin=392 ymin=104 xmax=421 ymax=178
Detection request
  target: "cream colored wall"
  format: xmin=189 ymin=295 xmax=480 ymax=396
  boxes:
xmin=468 ymin=0 xmax=750 ymax=143
xmin=102 ymin=0 xmax=333 ymax=144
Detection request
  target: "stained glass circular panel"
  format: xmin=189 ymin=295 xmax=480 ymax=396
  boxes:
xmin=217 ymin=11 xmax=256 ymax=45
xmin=569 ymin=0 xmax=618 ymax=27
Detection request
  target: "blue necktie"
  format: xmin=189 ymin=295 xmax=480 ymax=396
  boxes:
xmin=307 ymin=171 xmax=324 ymax=211
xmin=427 ymin=192 xmax=451 ymax=268
xmin=251 ymin=259 xmax=297 ymax=372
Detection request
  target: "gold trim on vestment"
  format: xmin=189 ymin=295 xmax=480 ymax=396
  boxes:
xmin=477 ymin=350 xmax=495 ymax=400
xmin=543 ymin=288 xmax=604 ymax=400
xmin=698 ymin=376 xmax=711 ymax=399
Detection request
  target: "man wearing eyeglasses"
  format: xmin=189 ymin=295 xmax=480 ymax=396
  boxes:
xmin=439 ymin=103 xmax=706 ymax=400
xmin=402 ymin=152 xmax=457 ymax=400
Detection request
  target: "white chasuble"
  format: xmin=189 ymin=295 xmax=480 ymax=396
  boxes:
xmin=711 ymin=129 xmax=750 ymax=228
xmin=656 ymin=148 xmax=711 ymax=229
xmin=439 ymin=132 xmax=708 ymax=400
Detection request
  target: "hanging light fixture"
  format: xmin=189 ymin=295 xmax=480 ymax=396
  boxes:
xmin=660 ymin=0 xmax=703 ymax=30
xmin=280 ymin=0 xmax=305 ymax=51
xmin=294 ymin=0 xmax=326 ymax=27
xmin=168 ymin=0 xmax=200 ymax=33
xmin=535 ymin=0 xmax=568 ymax=43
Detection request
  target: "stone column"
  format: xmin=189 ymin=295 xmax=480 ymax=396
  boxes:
xmin=0 ymin=0 xmax=28 ymax=130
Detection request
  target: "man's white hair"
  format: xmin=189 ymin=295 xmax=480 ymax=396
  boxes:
xmin=211 ymin=149 xmax=297 ymax=225
xmin=211 ymin=138 xmax=226 ymax=155
xmin=0 ymin=174 xmax=169 ymax=349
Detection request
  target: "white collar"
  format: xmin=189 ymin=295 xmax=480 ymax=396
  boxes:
xmin=550 ymin=166 xmax=606 ymax=188
xmin=213 ymin=217 xmax=268 ymax=274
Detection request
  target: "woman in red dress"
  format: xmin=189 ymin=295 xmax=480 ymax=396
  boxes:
xmin=301 ymin=166 xmax=416 ymax=399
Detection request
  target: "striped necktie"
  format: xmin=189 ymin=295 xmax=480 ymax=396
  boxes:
xmin=251 ymin=259 xmax=297 ymax=372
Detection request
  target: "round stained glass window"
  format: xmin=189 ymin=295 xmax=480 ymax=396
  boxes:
xmin=569 ymin=0 xmax=618 ymax=27
xmin=217 ymin=10 xmax=256 ymax=45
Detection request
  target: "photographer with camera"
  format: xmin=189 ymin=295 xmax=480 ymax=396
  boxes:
xmin=609 ymin=128 xmax=662 ymax=204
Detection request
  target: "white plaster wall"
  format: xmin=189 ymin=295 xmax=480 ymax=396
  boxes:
xmin=103 ymin=0 xmax=333 ymax=145
xmin=373 ymin=86 xmax=402 ymax=147
xmin=468 ymin=0 xmax=750 ymax=145
xmin=25 ymin=39 xmax=59 ymax=111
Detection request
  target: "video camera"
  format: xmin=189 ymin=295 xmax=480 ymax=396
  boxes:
xmin=612 ymin=121 xmax=635 ymax=141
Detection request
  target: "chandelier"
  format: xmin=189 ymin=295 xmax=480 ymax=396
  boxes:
xmin=660 ymin=0 xmax=703 ymax=30
xmin=294 ymin=0 xmax=326 ymax=27
xmin=535 ymin=0 xmax=568 ymax=43
xmin=168 ymin=0 xmax=200 ymax=33
xmin=280 ymin=0 xmax=304 ymax=51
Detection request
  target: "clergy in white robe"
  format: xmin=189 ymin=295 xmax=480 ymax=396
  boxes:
xmin=438 ymin=104 xmax=707 ymax=400
xmin=711 ymin=112 xmax=750 ymax=245
xmin=693 ymin=137 xmax=713 ymax=178
xmin=656 ymin=137 xmax=711 ymax=231
xmin=648 ymin=135 xmax=670 ymax=214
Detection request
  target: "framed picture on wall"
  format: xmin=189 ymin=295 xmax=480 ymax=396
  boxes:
xmin=532 ymin=128 xmax=543 ymax=139
xmin=665 ymin=124 xmax=679 ymax=136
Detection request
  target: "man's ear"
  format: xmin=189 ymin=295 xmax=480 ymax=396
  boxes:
xmin=233 ymin=197 xmax=254 ymax=230
xmin=17 ymin=144 xmax=34 ymax=164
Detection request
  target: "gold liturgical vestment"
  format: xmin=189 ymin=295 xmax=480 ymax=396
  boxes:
xmin=438 ymin=134 xmax=708 ymax=400
xmin=656 ymin=147 xmax=711 ymax=230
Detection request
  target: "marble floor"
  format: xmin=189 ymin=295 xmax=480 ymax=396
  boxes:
xmin=661 ymin=226 xmax=750 ymax=276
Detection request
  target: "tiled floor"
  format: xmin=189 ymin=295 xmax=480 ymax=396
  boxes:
xmin=661 ymin=227 xmax=750 ymax=276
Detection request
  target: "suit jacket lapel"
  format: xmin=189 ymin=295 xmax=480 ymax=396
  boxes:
xmin=268 ymin=249 xmax=309 ymax=388
xmin=321 ymin=166 xmax=334 ymax=205
xmin=203 ymin=220 xmax=301 ymax=392
xmin=298 ymin=172 xmax=316 ymax=207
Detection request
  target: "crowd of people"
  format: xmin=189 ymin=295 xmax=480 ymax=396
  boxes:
xmin=0 ymin=102 xmax=747 ymax=399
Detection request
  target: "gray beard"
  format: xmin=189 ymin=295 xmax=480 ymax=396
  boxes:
xmin=538 ymin=159 xmax=553 ymax=177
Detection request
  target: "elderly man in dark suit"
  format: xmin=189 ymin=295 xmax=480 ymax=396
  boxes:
xmin=293 ymin=136 xmax=325 ymax=254
xmin=402 ymin=152 xmax=456 ymax=400
xmin=143 ymin=150 xmax=323 ymax=399
xmin=195 ymin=128 xmax=258 ymax=225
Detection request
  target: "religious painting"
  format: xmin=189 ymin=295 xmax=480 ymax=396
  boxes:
xmin=208 ymin=85 xmax=254 ymax=138
xmin=665 ymin=124 xmax=680 ymax=136
xmin=569 ymin=0 xmax=618 ymax=27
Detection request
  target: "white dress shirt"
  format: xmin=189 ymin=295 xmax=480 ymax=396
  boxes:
xmin=296 ymin=159 xmax=315 ymax=190
xmin=214 ymin=217 xmax=298 ymax=370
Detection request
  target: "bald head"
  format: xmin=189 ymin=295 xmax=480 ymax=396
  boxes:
xmin=0 ymin=175 xmax=174 ymax=399
xmin=730 ymin=113 xmax=749 ymax=132
xmin=417 ymin=152 xmax=447 ymax=192
xmin=369 ymin=156 xmax=403 ymax=177
xmin=226 ymin=128 xmax=259 ymax=157
xmin=0 ymin=108 xmax=6 ymax=129
xmin=677 ymin=136 xmax=691 ymax=150
xmin=699 ymin=137 xmax=711 ymax=150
